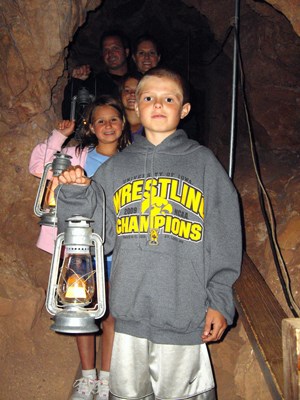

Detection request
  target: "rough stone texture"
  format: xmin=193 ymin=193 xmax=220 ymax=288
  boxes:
xmin=0 ymin=1 xmax=102 ymax=399
xmin=183 ymin=0 xmax=300 ymax=319
xmin=183 ymin=0 xmax=300 ymax=151
xmin=266 ymin=0 xmax=300 ymax=36
xmin=210 ymin=319 xmax=273 ymax=400
xmin=0 ymin=0 xmax=299 ymax=399
xmin=232 ymin=146 xmax=300 ymax=317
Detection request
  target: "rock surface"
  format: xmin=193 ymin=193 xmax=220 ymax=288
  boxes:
xmin=0 ymin=0 xmax=299 ymax=399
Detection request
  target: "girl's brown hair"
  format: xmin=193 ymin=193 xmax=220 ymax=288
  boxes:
xmin=75 ymin=95 xmax=131 ymax=154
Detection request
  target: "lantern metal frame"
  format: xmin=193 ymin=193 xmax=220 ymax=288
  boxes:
xmin=46 ymin=215 xmax=106 ymax=334
xmin=70 ymin=87 xmax=95 ymax=140
xmin=34 ymin=152 xmax=72 ymax=226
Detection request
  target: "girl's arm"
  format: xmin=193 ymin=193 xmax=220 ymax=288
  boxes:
xmin=29 ymin=120 xmax=75 ymax=178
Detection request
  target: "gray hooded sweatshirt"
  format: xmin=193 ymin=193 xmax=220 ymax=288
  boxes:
xmin=57 ymin=129 xmax=242 ymax=345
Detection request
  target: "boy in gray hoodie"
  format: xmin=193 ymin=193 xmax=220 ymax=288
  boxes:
xmin=57 ymin=67 xmax=242 ymax=400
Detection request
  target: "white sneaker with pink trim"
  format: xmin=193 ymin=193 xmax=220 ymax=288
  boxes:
xmin=70 ymin=376 xmax=97 ymax=400
xmin=95 ymin=376 xmax=109 ymax=400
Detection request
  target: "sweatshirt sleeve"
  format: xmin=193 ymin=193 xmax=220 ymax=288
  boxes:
xmin=29 ymin=130 xmax=68 ymax=177
xmin=56 ymin=173 xmax=116 ymax=256
xmin=204 ymin=155 xmax=242 ymax=325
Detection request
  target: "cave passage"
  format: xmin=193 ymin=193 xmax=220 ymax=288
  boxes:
xmin=65 ymin=0 xmax=233 ymax=147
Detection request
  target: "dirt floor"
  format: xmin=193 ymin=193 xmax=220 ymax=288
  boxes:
xmin=2 ymin=309 xmax=273 ymax=400
xmin=1 ymin=248 xmax=272 ymax=400
xmin=2 ymin=307 xmax=78 ymax=400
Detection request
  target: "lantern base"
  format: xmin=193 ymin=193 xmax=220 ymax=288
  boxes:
xmin=39 ymin=211 xmax=57 ymax=227
xmin=50 ymin=307 xmax=99 ymax=334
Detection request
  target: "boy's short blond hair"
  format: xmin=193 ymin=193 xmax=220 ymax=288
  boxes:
xmin=136 ymin=67 xmax=190 ymax=104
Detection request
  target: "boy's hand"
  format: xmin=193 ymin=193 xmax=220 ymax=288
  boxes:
xmin=71 ymin=64 xmax=91 ymax=80
xmin=57 ymin=120 xmax=75 ymax=137
xmin=58 ymin=166 xmax=91 ymax=186
xmin=201 ymin=307 xmax=227 ymax=343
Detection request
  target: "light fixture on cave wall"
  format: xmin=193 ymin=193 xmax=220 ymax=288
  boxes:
xmin=46 ymin=215 xmax=106 ymax=334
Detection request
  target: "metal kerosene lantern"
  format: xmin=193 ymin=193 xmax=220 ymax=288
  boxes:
xmin=70 ymin=87 xmax=95 ymax=139
xmin=46 ymin=215 xmax=106 ymax=333
xmin=34 ymin=152 xmax=72 ymax=226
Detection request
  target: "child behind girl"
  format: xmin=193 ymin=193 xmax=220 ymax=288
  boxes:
xmin=120 ymin=72 xmax=143 ymax=141
xmin=29 ymin=95 xmax=131 ymax=400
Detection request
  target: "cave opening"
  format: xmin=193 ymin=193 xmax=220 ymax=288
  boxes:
xmin=62 ymin=0 xmax=233 ymax=152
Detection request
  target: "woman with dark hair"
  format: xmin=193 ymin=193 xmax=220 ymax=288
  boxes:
xmin=132 ymin=34 xmax=161 ymax=75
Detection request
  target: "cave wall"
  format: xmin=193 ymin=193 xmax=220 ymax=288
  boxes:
xmin=64 ymin=0 xmax=300 ymax=315
xmin=0 ymin=2 xmax=102 ymax=399
xmin=0 ymin=0 xmax=299 ymax=399
xmin=183 ymin=0 xmax=300 ymax=315
xmin=184 ymin=0 xmax=300 ymax=151
xmin=0 ymin=0 xmax=102 ymax=299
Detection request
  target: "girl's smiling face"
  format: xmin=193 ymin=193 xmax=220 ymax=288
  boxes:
xmin=90 ymin=105 xmax=123 ymax=145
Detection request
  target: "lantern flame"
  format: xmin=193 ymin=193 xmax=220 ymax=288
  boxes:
xmin=65 ymin=274 xmax=87 ymax=299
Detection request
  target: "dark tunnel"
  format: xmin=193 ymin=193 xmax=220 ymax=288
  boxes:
xmin=64 ymin=0 xmax=233 ymax=149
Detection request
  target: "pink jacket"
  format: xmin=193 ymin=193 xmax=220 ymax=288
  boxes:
xmin=29 ymin=130 xmax=88 ymax=253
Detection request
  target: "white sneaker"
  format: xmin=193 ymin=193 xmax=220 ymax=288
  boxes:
xmin=95 ymin=377 xmax=109 ymax=400
xmin=70 ymin=376 xmax=97 ymax=400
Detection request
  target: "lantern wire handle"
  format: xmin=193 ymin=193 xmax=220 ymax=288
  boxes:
xmin=54 ymin=181 xmax=106 ymax=243
xmin=54 ymin=183 xmax=63 ymax=225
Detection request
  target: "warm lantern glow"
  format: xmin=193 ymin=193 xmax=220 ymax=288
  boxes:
xmin=45 ymin=216 xmax=106 ymax=333
xmin=34 ymin=153 xmax=72 ymax=226
xmin=43 ymin=176 xmax=59 ymax=208
xmin=57 ymin=253 xmax=95 ymax=306
xmin=65 ymin=274 xmax=87 ymax=299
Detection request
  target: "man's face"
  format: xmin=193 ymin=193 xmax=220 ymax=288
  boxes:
xmin=102 ymin=36 xmax=129 ymax=72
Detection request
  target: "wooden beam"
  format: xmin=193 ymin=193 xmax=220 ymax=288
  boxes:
xmin=282 ymin=318 xmax=300 ymax=400
xmin=234 ymin=253 xmax=287 ymax=399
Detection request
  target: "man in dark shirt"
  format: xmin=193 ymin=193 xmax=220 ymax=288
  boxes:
xmin=62 ymin=30 xmax=130 ymax=120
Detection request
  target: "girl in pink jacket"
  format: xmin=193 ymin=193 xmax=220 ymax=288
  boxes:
xmin=29 ymin=95 xmax=130 ymax=400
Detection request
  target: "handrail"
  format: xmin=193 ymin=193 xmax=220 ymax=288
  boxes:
xmin=234 ymin=252 xmax=287 ymax=399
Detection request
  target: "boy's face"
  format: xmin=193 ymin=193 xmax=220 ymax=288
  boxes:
xmin=135 ymin=76 xmax=190 ymax=144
